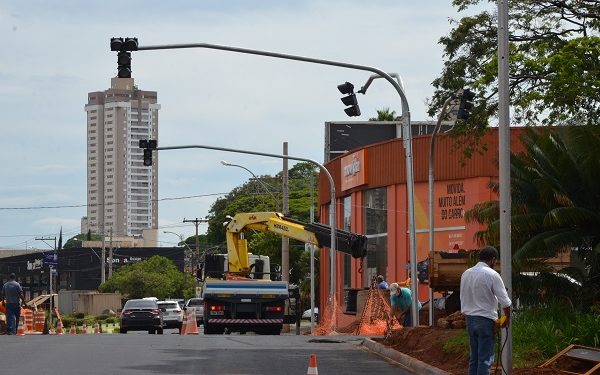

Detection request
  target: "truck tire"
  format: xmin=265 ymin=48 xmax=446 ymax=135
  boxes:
xmin=119 ymin=328 xmax=127 ymax=334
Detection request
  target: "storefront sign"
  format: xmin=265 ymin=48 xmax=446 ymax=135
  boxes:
xmin=341 ymin=150 xmax=367 ymax=191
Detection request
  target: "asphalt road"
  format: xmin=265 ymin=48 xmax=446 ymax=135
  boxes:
xmin=0 ymin=329 xmax=412 ymax=375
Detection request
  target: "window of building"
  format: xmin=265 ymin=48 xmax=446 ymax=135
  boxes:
xmin=343 ymin=195 xmax=352 ymax=288
xmin=364 ymin=188 xmax=388 ymax=287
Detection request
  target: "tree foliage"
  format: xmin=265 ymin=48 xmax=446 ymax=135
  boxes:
xmin=430 ymin=1 xmax=600 ymax=132
xmin=99 ymin=255 xmax=196 ymax=299
xmin=465 ymin=126 xmax=600 ymax=309
xmin=63 ymin=233 xmax=102 ymax=249
xmin=369 ymin=107 xmax=398 ymax=121
xmin=204 ymin=162 xmax=319 ymax=285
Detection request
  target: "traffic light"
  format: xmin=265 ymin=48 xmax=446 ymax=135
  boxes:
xmin=337 ymin=82 xmax=361 ymax=117
xmin=117 ymin=51 xmax=132 ymax=78
xmin=139 ymin=139 xmax=157 ymax=166
xmin=110 ymin=37 xmax=138 ymax=51
xmin=111 ymin=37 xmax=138 ymax=78
xmin=457 ymin=89 xmax=476 ymax=120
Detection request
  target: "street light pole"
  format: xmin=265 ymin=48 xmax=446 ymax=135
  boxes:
xmin=164 ymin=231 xmax=194 ymax=273
xmin=149 ymin=143 xmax=338 ymax=302
xmin=428 ymin=96 xmax=456 ymax=326
xmin=134 ymin=40 xmax=416 ymax=324
xmin=221 ymin=160 xmax=279 ymax=211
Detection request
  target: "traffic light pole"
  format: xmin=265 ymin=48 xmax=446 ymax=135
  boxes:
xmin=134 ymin=41 xmax=418 ymax=325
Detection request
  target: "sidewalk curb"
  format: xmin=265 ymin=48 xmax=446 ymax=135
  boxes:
xmin=361 ymin=337 xmax=452 ymax=375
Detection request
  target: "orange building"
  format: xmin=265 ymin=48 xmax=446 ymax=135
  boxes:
xmin=318 ymin=127 xmax=527 ymax=312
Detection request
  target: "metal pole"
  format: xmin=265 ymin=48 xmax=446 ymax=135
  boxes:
xmin=309 ymin=172 xmax=316 ymax=333
xmin=136 ymin=41 xmax=416 ymax=321
xmin=221 ymin=161 xmax=279 ymax=211
xmin=428 ymin=97 xmax=454 ymax=326
xmin=154 ymin=143 xmax=338 ymax=298
xmin=108 ymin=229 xmax=113 ymax=278
xmin=498 ymin=0 xmax=513 ymax=371
xmin=282 ymin=142 xmax=289 ymax=283
xmin=101 ymin=226 xmax=106 ymax=284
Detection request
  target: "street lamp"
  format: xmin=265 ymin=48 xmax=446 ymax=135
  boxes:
xmin=357 ymin=72 xmax=419 ymax=326
xmin=163 ymin=231 xmax=194 ymax=273
xmin=428 ymin=94 xmax=458 ymax=326
xmin=220 ymin=160 xmax=279 ymax=211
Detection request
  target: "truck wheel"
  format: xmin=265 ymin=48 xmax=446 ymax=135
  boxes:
xmin=157 ymin=328 xmax=164 ymax=335
xmin=119 ymin=328 xmax=127 ymax=334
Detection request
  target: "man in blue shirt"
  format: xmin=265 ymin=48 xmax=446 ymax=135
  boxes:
xmin=389 ymin=282 xmax=421 ymax=327
xmin=1 ymin=273 xmax=25 ymax=335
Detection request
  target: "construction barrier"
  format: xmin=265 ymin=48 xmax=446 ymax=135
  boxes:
xmin=21 ymin=308 xmax=34 ymax=332
xmin=33 ymin=309 xmax=46 ymax=332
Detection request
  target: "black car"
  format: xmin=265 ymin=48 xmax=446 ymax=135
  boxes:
xmin=120 ymin=299 xmax=164 ymax=334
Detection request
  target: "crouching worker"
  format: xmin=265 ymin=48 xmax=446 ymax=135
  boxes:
xmin=389 ymin=282 xmax=421 ymax=327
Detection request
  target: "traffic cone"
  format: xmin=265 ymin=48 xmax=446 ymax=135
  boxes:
xmin=56 ymin=320 xmax=64 ymax=335
xmin=183 ymin=309 xmax=199 ymax=335
xmin=180 ymin=309 xmax=188 ymax=335
xmin=69 ymin=323 xmax=76 ymax=335
xmin=16 ymin=316 xmax=26 ymax=336
xmin=81 ymin=322 xmax=88 ymax=334
xmin=94 ymin=322 xmax=100 ymax=334
xmin=306 ymin=354 xmax=318 ymax=375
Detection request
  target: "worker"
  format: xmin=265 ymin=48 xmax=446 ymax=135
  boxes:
xmin=376 ymin=275 xmax=388 ymax=289
xmin=389 ymin=282 xmax=421 ymax=326
xmin=1 ymin=273 xmax=26 ymax=335
xmin=460 ymin=246 xmax=512 ymax=375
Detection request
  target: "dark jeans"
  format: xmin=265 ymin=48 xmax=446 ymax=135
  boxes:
xmin=5 ymin=303 xmax=21 ymax=335
xmin=465 ymin=315 xmax=496 ymax=375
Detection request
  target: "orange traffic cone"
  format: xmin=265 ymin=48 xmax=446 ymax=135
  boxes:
xmin=307 ymin=354 xmax=318 ymax=375
xmin=180 ymin=309 xmax=188 ymax=335
xmin=183 ymin=309 xmax=199 ymax=335
xmin=93 ymin=322 xmax=100 ymax=334
xmin=56 ymin=320 xmax=64 ymax=335
xmin=81 ymin=322 xmax=88 ymax=334
xmin=16 ymin=315 xmax=26 ymax=336
xmin=69 ymin=323 xmax=76 ymax=335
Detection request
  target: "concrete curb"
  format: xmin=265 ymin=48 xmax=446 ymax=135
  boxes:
xmin=360 ymin=337 xmax=452 ymax=375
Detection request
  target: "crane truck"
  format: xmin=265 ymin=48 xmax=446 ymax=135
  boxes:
xmin=201 ymin=211 xmax=368 ymax=335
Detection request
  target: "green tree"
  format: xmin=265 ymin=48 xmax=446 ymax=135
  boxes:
xmin=369 ymin=107 xmax=398 ymax=121
xmin=204 ymin=162 xmax=319 ymax=285
xmin=63 ymin=233 xmax=102 ymax=249
xmin=429 ymin=1 xmax=600 ymax=131
xmin=465 ymin=126 xmax=600 ymax=309
xmin=99 ymin=255 xmax=196 ymax=299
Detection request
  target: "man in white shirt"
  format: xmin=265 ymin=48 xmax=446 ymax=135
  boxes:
xmin=460 ymin=246 xmax=512 ymax=375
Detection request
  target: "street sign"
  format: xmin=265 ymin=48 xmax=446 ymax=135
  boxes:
xmin=44 ymin=251 xmax=58 ymax=266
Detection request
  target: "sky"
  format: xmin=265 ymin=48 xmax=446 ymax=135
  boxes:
xmin=0 ymin=0 xmax=488 ymax=250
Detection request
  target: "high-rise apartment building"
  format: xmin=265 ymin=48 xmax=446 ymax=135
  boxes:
xmin=84 ymin=78 xmax=160 ymax=239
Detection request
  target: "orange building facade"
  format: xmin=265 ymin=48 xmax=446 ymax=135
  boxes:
xmin=318 ymin=127 xmax=528 ymax=310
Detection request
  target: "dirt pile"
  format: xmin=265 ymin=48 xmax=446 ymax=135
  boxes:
xmin=379 ymin=326 xmax=570 ymax=374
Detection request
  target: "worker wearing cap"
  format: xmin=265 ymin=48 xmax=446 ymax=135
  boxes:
xmin=389 ymin=282 xmax=421 ymax=327
xmin=1 ymin=273 xmax=25 ymax=335
xmin=376 ymin=275 xmax=388 ymax=289
xmin=460 ymin=246 xmax=512 ymax=375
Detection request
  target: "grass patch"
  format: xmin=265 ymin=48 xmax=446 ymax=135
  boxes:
xmin=443 ymin=330 xmax=469 ymax=356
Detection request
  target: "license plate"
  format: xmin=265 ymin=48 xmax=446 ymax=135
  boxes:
xmin=210 ymin=311 xmax=224 ymax=316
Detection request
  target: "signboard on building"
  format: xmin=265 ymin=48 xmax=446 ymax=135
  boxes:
xmin=340 ymin=149 xmax=368 ymax=191
xmin=44 ymin=251 xmax=58 ymax=266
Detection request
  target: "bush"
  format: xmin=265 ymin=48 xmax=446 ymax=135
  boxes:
xmin=75 ymin=312 xmax=85 ymax=319
xmin=96 ymin=314 xmax=109 ymax=321
xmin=105 ymin=317 xmax=118 ymax=324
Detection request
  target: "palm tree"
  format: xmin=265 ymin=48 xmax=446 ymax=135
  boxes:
xmin=465 ymin=126 xmax=600 ymax=309
xmin=369 ymin=107 xmax=398 ymax=121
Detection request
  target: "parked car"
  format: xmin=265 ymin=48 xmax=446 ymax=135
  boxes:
xmin=120 ymin=299 xmax=164 ymax=334
xmin=302 ymin=307 xmax=319 ymax=321
xmin=157 ymin=300 xmax=184 ymax=332
xmin=173 ymin=299 xmax=186 ymax=310
xmin=184 ymin=298 xmax=204 ymax=325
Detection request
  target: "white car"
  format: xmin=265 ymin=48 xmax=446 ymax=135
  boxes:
xmin=184 ymin=298 xmax=204 ymax=325
xmin=157 ymin=300 xmax=184 ymax=332
xmin=302 ymin=307 xmax=319 ymax=321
